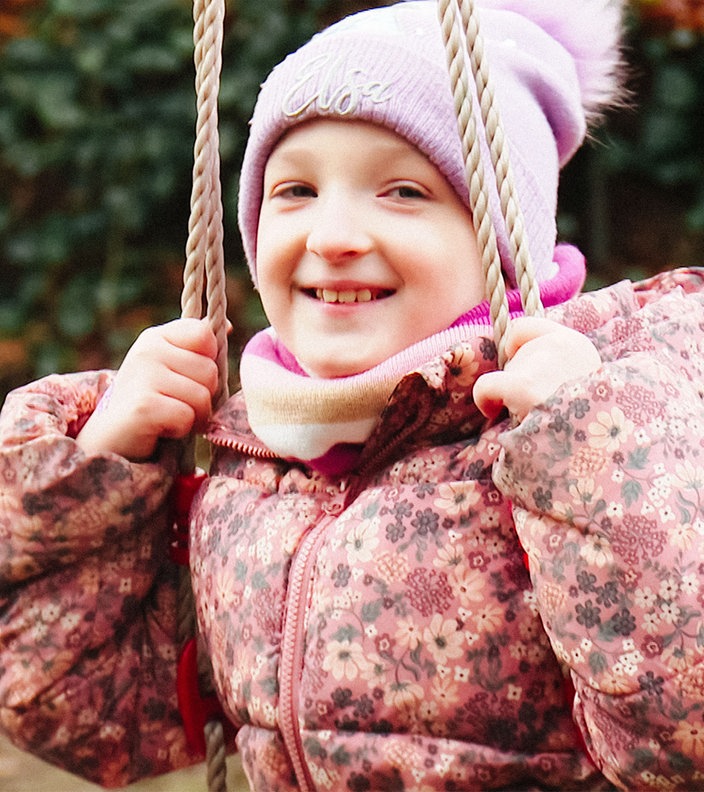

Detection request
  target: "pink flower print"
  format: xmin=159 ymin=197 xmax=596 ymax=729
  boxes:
xmin=616 ymin=384 xmax=664 ymax=423
xmin=431 ymin=674 xmax=460 ymax=707
xmin=610 ymin=514 xmax=665 ymax=566
xmin=359 ymin=651 xmax=391 ymax=687
xmin=674 ymin=721 xmax=704 ymax=758
xmin=423 ymin=614 xmax=465 ymax=665
xmin=589 ymin=379 xmax=613 ymax=402
xmin=434 ymin=482 xmax=480 ymax=517
xmin=322 ymin=639 xmax=369 ymax=681
xmin=435 ymin=541 xmax=465 ymax=569
xmin=662 ymin=643 xmax=695 ymax=672
xmin=253 ymin=589 xmax=283 ymax=635
xmin=679 ymin=664 xmax=704 ymax=699
xmin=579 ymin=533 xmax=615 ymax=568
xmin=449 ymin=563 xmax=485 ymax=607
xmin=445 ymin=342 xmax=481 ymax=386
xmin=588 ymin=407 xmax=634 ymax=453
xmin=541 ymin=582 xmax=567 ymax=618
xmin=568 ymin=446 xmax=608 ymax=479
xmin=674 ymin=460 xmax=704 ymax=491
xmin=344 ymin=517 xmax=380 ymax=564
xmin=568 ymin=302 xmax=602 ymax=334
xmin=375 ymin=551 xmax=411 ymax=585
xmin=470 ymin=602 xmax=505 ymax=633
xmin=382 ymin=679 xmax=424 ymax=711
xmin=395 ymin=617 xmax=422 ymax=651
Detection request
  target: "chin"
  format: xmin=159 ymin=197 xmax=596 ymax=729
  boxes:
xmin=303 ymin=358 xmax=375 ymax=379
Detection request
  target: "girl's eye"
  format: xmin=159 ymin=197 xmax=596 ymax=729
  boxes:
xmin=277 ymin=183 xmax=317 ymax=199
xmin=387 ymin=184 xmax=427 ymax=200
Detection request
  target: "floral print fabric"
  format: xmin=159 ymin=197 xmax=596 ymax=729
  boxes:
xmin=0 ymin=372 xmax=190 ymax=785
xmin=1 ymin=269 xmax=704 ymax=790
xmin=193 ymin=377 xmax=602 ymax=790
xmin=496 ymin=269 xmax=704 ymax=790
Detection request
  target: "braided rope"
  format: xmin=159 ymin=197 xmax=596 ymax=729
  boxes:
xmin=205 ymin=720 xmax=228 ymax=792
xmin=437 ymin=0 xmax=510 ymax=365
xmin=180 ymin=1 xmax=229 ymax=790
xmin=437 ymin=0 xmax=543 ymax=365
xmin=456 ymin=0 xmax=543 ymax=319
xmin=183 ymin=0 xmax=229 ymax=409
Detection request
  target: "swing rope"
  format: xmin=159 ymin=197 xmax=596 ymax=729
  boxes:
xmin=178 ymin=1 xmax=542 ymax=789
xmin=437 ymin=0 xmax=542 ymax=366
xmin=182 ymin=0 xmax=229 ymax=409
xmin=178 ymin=1 xmax=229 ymax=790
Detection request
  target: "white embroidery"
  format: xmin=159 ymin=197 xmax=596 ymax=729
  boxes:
xmin=282 ymin=54 xmax=395 ymax=118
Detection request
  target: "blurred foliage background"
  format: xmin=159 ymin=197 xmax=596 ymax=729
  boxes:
xmin=1 ymin=0 xmax=703 ymax=404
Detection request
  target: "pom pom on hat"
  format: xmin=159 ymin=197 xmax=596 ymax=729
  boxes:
xmin=483 ymin=0 xmax=625 ymax=126
xmin=238 ymin=0 xmax=625 ymax=288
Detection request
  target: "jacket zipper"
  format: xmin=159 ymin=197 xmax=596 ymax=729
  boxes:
xmin=207 ymin=413 xmax=434 ymax=787
xmin=278 ymin=518 xmax=332 ymax=791
xmin=207 ymin=429 xmax=333 ymax=788
xmin=205 ymin=432 xmax=279 ymax=459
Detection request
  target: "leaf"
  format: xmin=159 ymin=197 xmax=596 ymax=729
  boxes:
xmin=622 ymin=479 xmax=643 ymax=508
xmin=588 ymin=650 xmax=608 ymax=677
xmin=332 ymin=624 xmax=359 ymax=643
xmin=360 ymin=599 xmax=383 ymax=623
xmin=626 ymin=447 xmax=649 ymax=470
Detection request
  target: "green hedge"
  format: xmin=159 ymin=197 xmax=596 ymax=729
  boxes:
xmin=0 ymin=0 xmax=358 ymax=396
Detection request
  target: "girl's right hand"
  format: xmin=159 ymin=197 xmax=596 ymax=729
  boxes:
xmin=76 ymin=318 xmax=220 ymax=461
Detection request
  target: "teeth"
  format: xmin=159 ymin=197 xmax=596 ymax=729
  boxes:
xmin=316 ymin=288 xmax=375 ymax=304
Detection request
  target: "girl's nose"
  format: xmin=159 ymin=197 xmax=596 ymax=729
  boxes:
xmin=305 ymin=193 xmax=372 ymax=264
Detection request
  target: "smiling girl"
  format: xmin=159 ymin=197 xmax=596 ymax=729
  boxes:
xmin=4 ymin=2 xmax=704 ymax=791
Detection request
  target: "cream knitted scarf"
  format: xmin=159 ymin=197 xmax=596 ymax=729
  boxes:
xmin=239 ymin=245 xmax=585 ymax=474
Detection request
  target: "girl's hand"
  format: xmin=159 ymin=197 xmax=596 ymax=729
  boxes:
xmin=76 ymin=318 xmax=220 ymax=460
xmin=473 ymin=316 xmax=602 ymax=422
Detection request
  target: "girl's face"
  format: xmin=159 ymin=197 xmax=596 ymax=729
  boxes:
xmin=256 ymin=119 xmax=485 ymax=378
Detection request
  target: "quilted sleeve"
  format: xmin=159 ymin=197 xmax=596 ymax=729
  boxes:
xmin=493 ymin=285 xmax=704 ymax=790
xmin=0 ymin=371 xmax=194 ymax=786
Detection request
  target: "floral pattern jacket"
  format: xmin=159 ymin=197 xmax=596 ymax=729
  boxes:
xmin=2 ymin=269 xmax=704 ymax=791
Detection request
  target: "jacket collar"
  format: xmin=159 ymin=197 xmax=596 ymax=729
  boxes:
xmin=207 ymin=332 xmax=499 ymax=469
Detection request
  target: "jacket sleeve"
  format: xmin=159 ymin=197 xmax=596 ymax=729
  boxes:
xmin=492 ymin=280 xmax=704 ymax=790
xmin=0 ymin=371 xmax=194 ymax=786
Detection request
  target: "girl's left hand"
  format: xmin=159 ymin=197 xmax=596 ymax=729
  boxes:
xmin=473 ymin=316 xmax=602 ymax=422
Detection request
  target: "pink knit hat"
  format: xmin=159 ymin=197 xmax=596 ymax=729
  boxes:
xmin=238 ymin=0 xmax=623 ymax=286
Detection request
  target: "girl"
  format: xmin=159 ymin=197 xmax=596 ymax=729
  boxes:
xmin=3 ymin=1 xmax=704 ymax=790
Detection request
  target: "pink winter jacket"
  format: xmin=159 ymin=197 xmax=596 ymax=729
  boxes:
xmin=2 ymin=269 xmax=704 ymax=791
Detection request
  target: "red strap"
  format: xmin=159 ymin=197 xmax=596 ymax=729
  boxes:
xmin=170 ymin=471 xmax=237 ymax=754
xmin=169 ymin=470 xmax=207 ymax=565
xmin=177 ymin=639 xmax=237 ymax=756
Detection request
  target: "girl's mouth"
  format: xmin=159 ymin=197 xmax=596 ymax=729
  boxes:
xmin=305 ymin=287 xmax=394 ymax=304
